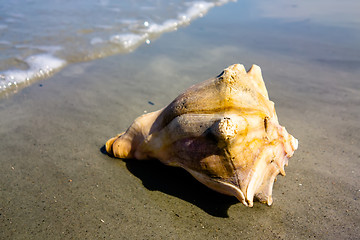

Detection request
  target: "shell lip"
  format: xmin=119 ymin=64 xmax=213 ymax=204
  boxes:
xmin=185 ymin=168 xmax=249 ymax=206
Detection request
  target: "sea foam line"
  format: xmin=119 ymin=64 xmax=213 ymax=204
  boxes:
xmin=108 ymin=1 xmax=232 ymax=50
xmin=0 ymin=54 xmax=66 ymax=92
xmin=1 ymin=0 xmax=234 ymax=96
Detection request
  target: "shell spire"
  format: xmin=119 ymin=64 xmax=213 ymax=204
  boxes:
xmin=106 ymin=64 xmax=298 ymax=207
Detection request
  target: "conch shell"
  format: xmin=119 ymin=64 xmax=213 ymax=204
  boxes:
xmin=106 ymin=64 xmax=298 ymax=207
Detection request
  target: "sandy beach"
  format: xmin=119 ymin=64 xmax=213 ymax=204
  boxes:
xmin=1 ymin=1 xmax=359 ymax=239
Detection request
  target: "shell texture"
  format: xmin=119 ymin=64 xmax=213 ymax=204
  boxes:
xmin=106 ymin=64 xmax=298 ymax=207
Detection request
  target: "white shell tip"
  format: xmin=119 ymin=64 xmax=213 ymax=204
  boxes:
xmin=291 ymin=137 xmax=299 ymax=151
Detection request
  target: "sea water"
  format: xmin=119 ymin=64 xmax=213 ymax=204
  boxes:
xmin=0 ymin=0 xmax=233 ymax=95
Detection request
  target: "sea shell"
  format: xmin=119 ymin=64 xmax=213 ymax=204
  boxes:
xmin=106 ymin=64 xmax=298 ymax=207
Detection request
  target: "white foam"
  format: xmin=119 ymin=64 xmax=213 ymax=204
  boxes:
xmin=108 ymin=0 xmax=231 ymax=50
xmin=110 ymin=33 xmax=147 ymax=48
xmin=146 ymin=1 xmax=216 ymax=34
xmin=0 ymin=54 xmax=66 ymax=91
xmin=183 ymin=1 xmax=215 ymax=20
xmin=0 ymin=0 xmax=234 ymax=95
xmin=147 ymin=19 xmax=179 ymax=33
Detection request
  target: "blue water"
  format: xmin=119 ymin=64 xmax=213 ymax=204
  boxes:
xmin=0 ymin=0 xmax=233 ymax=94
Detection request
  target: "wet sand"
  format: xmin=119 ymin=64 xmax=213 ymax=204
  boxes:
xmin=1 ymin=1 xmax=359 ymax=239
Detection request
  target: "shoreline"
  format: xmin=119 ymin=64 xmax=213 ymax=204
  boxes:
xmin=0 ymin=0 xmax=234 ymax=98
xmin=1 ymin=1 xmax=359 ymax=239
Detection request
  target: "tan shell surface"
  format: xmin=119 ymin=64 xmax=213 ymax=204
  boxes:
xmin=106 ymin=64 xmax=298 ymax=207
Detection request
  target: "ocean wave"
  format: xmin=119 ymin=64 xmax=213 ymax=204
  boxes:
xmin=0 ymin=0 xmax=234 ymax=96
